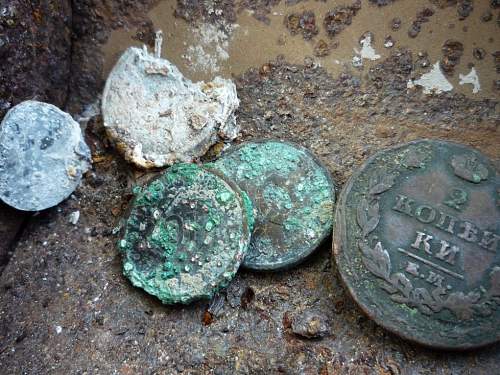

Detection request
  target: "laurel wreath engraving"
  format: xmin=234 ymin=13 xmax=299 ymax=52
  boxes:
xmin=357 ymin=173 xmax=500 ymax=319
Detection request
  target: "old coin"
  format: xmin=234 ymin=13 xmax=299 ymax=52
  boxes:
xmin=334 ymin=139 xmax=500 ymax=349
xmin=119 ymin=163 xmax=251 ymax=304
xmin=209 ymin=140 xmax=335 ymax=271
xmin=0 ymin=100 xmax=91 ymax=211
xmin=102 ymin=32 xmax=239 ymax=169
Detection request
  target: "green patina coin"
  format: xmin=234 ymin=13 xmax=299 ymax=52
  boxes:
xmin=209 ymin=139 xmax=336 ymax=271
xmin=334 ymin=139 xmax=500 ymax=350
xmin=119 ymin=163 xmax=251 ymax=304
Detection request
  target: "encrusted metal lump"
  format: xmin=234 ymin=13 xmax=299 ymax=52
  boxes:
xmin=209 ymin=140 xmax=336 ymax=271
xmin=333 ymin=139 xmax=500 ymax=349
xmin=119 ymin=163 xmax=252 ymax=304
xmin=102 ymin=32 xmax=240 ymax=169
xmin=0 ymin=100 xmax=91 ymax=211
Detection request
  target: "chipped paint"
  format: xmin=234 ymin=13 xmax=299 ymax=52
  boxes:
xmin=407 ymin=62 xmax=453 ymax=94
xmin=355 ymin=34 xmax=380 ymax=61
xmin=459 ymin=67 xmax=481 ymax=94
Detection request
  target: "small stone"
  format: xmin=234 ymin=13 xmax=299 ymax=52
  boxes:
xmin=493 ymin=79 xmax=500 ymax=91
xmin=102 ymin=32 xmax=239 ymax=169
xmin=369 ymin=0 xmax=394 ymax=5
xmin=0 ymin=101 xmax=91 ymax=211
xmin=69 ymin=211 xmax=80 ymax=225
xmin=408 ymin=22 xmax=421 ymax=38
xmin=303 ymin=56 xmax=314 ymax=68
xmin=390 ymin=17 xmax=401 ymax=31
xmin=473 ymin=47 xmax=486 ymax=60
xmin=291 ymin=310 xmax=330 ymax=339
xmin=416 ymin=51 xmax=431 ymax=68
xmin=384 ymin=36 xmax=394 ymax=48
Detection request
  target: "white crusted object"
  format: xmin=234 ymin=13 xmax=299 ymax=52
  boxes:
xmin=102 ymin=35 xmax=240 ymax=169
xmin=407 ymin=62 xmax=453 ymax=94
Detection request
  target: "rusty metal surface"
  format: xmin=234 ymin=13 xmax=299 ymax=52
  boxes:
xmin=334 ymin=140 xmax=500 ymax=350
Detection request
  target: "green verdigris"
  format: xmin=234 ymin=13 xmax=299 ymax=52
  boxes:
xmin=209 ymin=140 xmax=336 ymax=271
xmin=119 ymin=163 xmax=251 ymax=304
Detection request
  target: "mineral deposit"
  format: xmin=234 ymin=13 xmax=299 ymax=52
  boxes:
xmin=334 ymin=139 xmax=500 ymax=349
xmin=210 ymin=140 xmax=336 ymax=271
xmin=102 ymin=34 xmax=240 ymax=169
xmin=0 ymin=101 xmax=91 ymax=211
xmin=119 ymin=163 xmax=251 ymax=304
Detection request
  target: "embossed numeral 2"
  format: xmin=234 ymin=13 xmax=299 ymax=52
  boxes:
xmin=444 ymin=188 xmax=468 ymax=211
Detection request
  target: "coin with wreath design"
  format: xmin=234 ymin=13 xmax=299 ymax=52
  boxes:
xmin=334 ymin=139 xmax=500 ymax=349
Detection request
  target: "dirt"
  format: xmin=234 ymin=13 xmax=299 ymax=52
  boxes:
xmin=1 ymin=0 xmax=500 ymax=373
xmin=0 ymin=0 xmax=72 ymax=119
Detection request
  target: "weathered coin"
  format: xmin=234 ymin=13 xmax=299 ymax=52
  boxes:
xmin=334 ymin=139 xmax=500 ymax=349
xmin=119 ymin=163 xmax=251 ymax=304
xmin=209 ymin=140 xmax=336 ymax=271
xmin=102 ymin=36 xmax=239 ymax=169
xmin=0 ymin=100 xmax=91 ymax=211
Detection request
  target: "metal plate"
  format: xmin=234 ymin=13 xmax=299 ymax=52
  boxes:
xmin=119 ymin=163 xmax=251 ymax=304
xmin=334 ymin=139 xmax=500 ymax=349
xmin=210 ymin=139 xmax=336 ymax=271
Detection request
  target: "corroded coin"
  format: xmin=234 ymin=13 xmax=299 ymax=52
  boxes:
xmin=119 ymin=163 xmax=251 ymax=304
xmin=102 ymin=41 xmax=239 ymax=169
xmin=0 ymin=100 xmax=91 ymax=211
xmin=210 ymin=140 xmax=335 ymax=271
xmin=334 ymin=139 xmax=500 ymax=349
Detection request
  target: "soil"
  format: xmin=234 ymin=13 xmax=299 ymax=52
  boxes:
xmin=1 ymin=0 xmax=499 ymax=374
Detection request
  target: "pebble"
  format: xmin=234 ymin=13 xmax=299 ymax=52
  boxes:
xmin=390 ymin=17 xmax=401 ymax=31
xmin=291 ymin=310 xmax=330 ymax=339
xmin=384 ymin=36 xmax=395 ymax=48
xmin=0 ymin=101 xmax=91 ymax=211
xmin=69 ymin=210 xmax=80 ymax=225
xmin=473 ymin=47 xmax=486 ymax=60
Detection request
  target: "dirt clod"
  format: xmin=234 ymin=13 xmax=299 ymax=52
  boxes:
xmin=390 ymin=17 xmax=402 ymax=31
xmin=440 ymin=39 xmax=464 ymax=74
xmin=323 ymin=1 xmax=361 ymax=38
xmin=457 ymin=0 xmax=473 ymax=20
xmin=314 ymin=39 xmax=331 ymax=57
xmin=291 ymin=310 xmax=330 ymax=339
xmin=473 ymin=47 xmax=487 ymax=60
xmin=284 ymin=11 xmax=319 ymax=40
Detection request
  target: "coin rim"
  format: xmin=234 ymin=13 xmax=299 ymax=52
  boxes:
xmin=333 ymin=138 xmax=500 ymax=350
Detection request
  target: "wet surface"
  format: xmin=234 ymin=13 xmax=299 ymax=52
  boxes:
xmin=1 ymin=0 xmax=499 ymax=373
xmin=104 ymin=0 xmax=500 ymax=99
